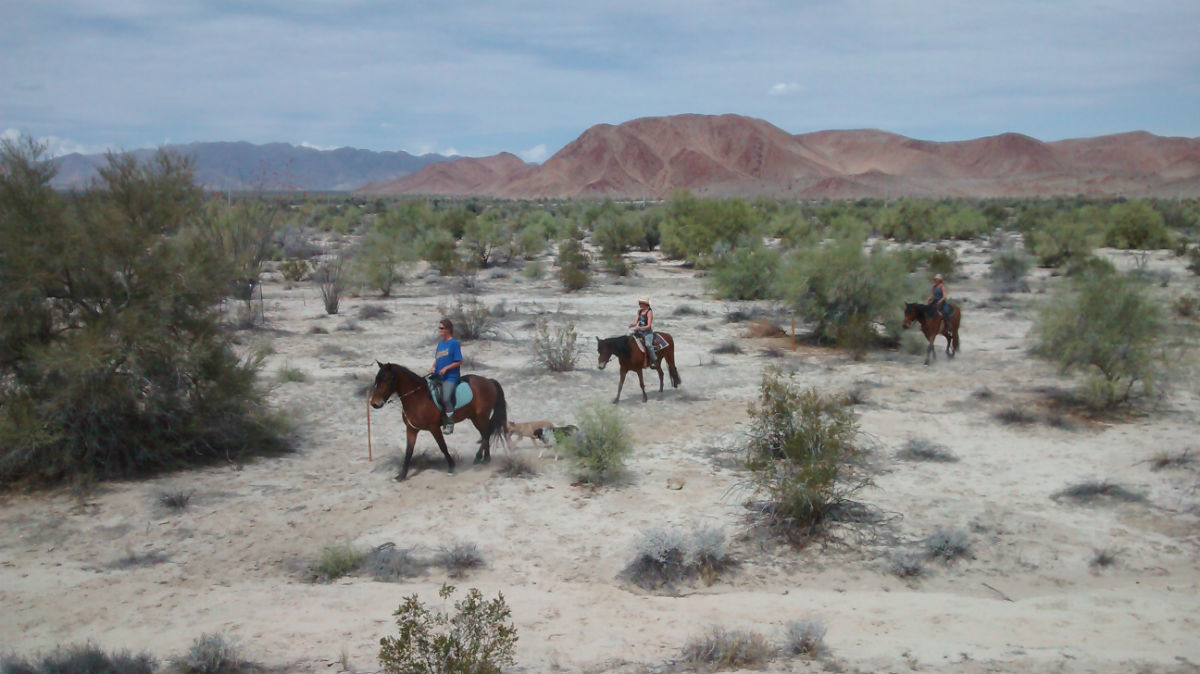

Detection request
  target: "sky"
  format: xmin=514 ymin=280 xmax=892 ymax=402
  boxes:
xmin=3 ymin=1 xmax=1199 ymax=163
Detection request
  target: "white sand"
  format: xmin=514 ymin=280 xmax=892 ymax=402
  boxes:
xmin=2 ymin=244 xmax=1198 ymax=673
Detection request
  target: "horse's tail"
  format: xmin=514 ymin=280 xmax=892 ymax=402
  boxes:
xmin=664 ymin=336 xmax=681 ymax=388
xmin=953 ymin=310 xmax=962 ymax=352
xmin=487 ymin=379 xmax=509 ymax=449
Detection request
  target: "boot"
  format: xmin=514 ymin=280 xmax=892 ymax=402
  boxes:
xmin=442 ymin=416 xmax=454 ymax=434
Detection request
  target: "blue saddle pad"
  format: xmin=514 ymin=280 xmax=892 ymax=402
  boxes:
xmin=426 ymin=379 xmax=474 ymax=412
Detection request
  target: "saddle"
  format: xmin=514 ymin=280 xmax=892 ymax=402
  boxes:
xmin=426 ymin=379 xmax=474 ymax=413
xmin=632 ymin=333 xmax=668 ymax=363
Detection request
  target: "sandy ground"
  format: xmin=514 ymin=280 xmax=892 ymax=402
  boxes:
xmin=2 ymin=243 xmax=1199 ymax=674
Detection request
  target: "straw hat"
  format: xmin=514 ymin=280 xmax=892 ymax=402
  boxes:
xmin=933 ymin=274 xmax=943 ymax=282
xmin=638 ymin=297 xmax=650 ymax=306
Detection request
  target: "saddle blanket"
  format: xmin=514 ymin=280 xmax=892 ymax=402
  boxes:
xmin=426 ymin=379 xmax=474 ymax=412
xmin=634 ymin=333 xmax=669 ymax=351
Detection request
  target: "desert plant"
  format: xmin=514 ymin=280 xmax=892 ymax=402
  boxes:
xmin=277 ymin=364 xmax=308 ymax=383
xmin=377 ymin=583 xmax=517 ymax=674
xmin=1052 ymin=481 xmax=1147 ymax=505
xmin=743 ymin=369 xmax=866 ymax=540
xmin=896 ymin=438 xmax=958 ymax=463
xmin=437 ymin=296 xmax=496 ymax=341
xmin=531 ymin=317 xmax=581 ymax=372
xmin=561 ymin=405 xmax=633 ymax=485
xmin=437 ymin=540 xmax=485 ymax=577
xmin=775 ymin=236 xmax=911 ymax=356
xmin=176 ymin=632 xmax=245 ymax=674
xmin=1105 ymin=200 xmax=1171 ymax=250
xmin=495 ymin=453 xmax=538 ymax=478
xmin=278 ymin=258 xmax=313 ymax=283
xmin=557 ymin=238 xmax=590 ymax=291
xmin=157 ymin=489 xmax=194 ymax=510
xmin=1089 ymin=548 xmax=1119 ymax=569
xmin=359 ymin=304 xmax=392 ymax=320
xmin=924 ymin=245 xmax=958 ymax=278
xmin=1033 ymin=268 xmax=1166 ymax=408
xmin=1028 ymin=211 xmax=1100 ymax=268
xmin=989 ymin=246 xmax=1033 ymax=293
xmin=781 ymin=619 xmax=827 ymax=659
xmin=1148 ymin=449 xmax=1193 ymax=471
xmin=0 ymin=138 xmax=290 ymax=488
xmin=365 ymin=543 xmax=423 ymax=582
xmin=707 ymin=241 xmax=780 ymax=301
xmin=1 ymin=643 xmax=157 ymax=674
xmin=310 ymin=541 xmax=366 ymax=582
xmin=680 ymin=626 xmax=775 ymax=670
xmin=923 ymin=526 xmax=972 ymax=561
xmin=314 ymin=255 xmax=346 ymax=315
xmin=622 ymin=525 xmax=734 ymax=590
xmin=887 ymin=550 xmax=926 ymax=579
xmin=711 ymin=341 xmax=743 ymax=355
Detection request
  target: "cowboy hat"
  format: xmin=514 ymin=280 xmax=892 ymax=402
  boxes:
xmin=933 ymin=274 xmax=943 ymax=282
xmin=637 ymin=296 xmax=650 ymax=306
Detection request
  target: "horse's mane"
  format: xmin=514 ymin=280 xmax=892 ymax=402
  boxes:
xmin=601 ymin=335 xmax=632 ymax=357
xmin=384 ymin=363 xmax=424 ymax=385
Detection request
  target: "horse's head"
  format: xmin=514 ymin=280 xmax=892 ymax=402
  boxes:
xmin=369 ymin=361 xmax=396 ymax=409
xmin=596 ymin=336 xmax=612 ymax=370
xmin=901 ymin=303 xmax=920 ymax=329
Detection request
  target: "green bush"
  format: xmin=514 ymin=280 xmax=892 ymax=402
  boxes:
xmin=557 ymin=238 xmax=591 ymax=291
xmin=744 ymin=369 xmax=865 ymax=540
xmin=531 ymin=317 xmax=580 ymax=372
xmin=309 ymin=541 xmax=367 ymax=582
xmin=1028 ymin=211 xmax=1101 ymax=268
xmin=989 ymin=245 xmax=1034 ymax=293
xmin=1105 ymin=200 xmax=1170 ymax=250
xmin=562 ymin=405 xmax=633 ymax=485
xmin=0 ymin=138 xmax=290 ymax=488
xmin=1033 ymin=268 xmax=1165 ymax=408
xmin=378 ymin=584 xmax=517 ymax=674
xmin=437 ymin=296 xmax=496 ymax=341
xmin=775 ymin=236 xmax=911 ymax=356
xmin=659 ymin=192 xmax=760 ymax=266
xmin=314 ymin=255 xmax=345 ymax=315
xmin=707 ymin=241 xmax=780 ymax=301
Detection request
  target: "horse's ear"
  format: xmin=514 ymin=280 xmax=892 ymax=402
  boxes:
xmin=595 ymin=336 xmax=601 ymax=343
xmin=375 ymin=359 xmax=383 ymax=367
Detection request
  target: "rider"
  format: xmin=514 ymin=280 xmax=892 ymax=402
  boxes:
xmin=428 ymin=318 xmax=462 ymax=434
xmin=628 ymin=296 xmax=656 ymax=366
xmin=925 ymin=274 xmax=952 ymax=332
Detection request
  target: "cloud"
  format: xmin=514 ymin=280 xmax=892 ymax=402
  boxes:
xmin=300 ymin=141 xmax=337 ymax=151
xmin=768 ymin=82 xmax=804 ymax=97
xmin=519 ymin=144 xmax=550 ymax=163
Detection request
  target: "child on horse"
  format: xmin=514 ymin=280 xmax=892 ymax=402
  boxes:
xmin=428 ymin=318 xmax=462 ymax=434
xmin=925 ymin=274 xmax=952 ymax=333
xmin=628 ymin=297 xmax=656 ymax=366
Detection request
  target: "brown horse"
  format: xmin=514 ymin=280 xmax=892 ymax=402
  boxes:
xmin=596 ymin=333 xmax=681 ymax=403
xmin=368 ymin=362 xmax=508 ymax=481
xmin=902 ymin=302 xmax=961 ymax=366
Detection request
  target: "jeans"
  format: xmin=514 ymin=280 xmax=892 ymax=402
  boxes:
xmin=439 ymin=379 xmax=456 ymax=420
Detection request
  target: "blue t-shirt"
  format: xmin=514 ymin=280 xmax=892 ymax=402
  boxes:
xmin=434 ymin=338 xmax=462 ymax=383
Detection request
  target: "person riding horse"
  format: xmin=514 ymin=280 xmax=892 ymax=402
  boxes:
xmin=628 ymin=297 xmax=656 ymax=366
xmin=926 ymin=274 xmax=953 ymax=333
xmin=427 ymin=318 xmax=461 ymax=434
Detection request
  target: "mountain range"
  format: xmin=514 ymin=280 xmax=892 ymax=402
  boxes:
xmin=360 ymin=114 xmax=1200 ymax=199
xmin=50 ymin=141 xmax=449 ymax=192
xmin=49 ymin=114 xmax=1200 ymax=198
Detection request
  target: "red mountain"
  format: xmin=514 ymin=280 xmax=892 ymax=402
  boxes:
xmin=359 ymin=114 xmax=1200 ymax=199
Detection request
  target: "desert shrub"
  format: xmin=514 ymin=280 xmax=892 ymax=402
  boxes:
xmin=359 ymin=304 xmax=392 ymax=320
xmin=923 ymin=245 xmax=958 ymax=279
xmin=157 ymin=489 xmax=194 ymax=510
xmin=993 ymin=406 xmax=1035 ymax=425
xmin=681 ymin=627 xmax=775 ymax=670
xmin=437 ymin=296 xmax=496 ymax=341
xmin=1033 ymin=269 xmax=1166 ymax=408
xmin=531 ymin=317 xmax=580 ymax=372
xmin=355 ymin=202 xmax=425 ymax=296
xmin=561 ymin=405 xmax=632 ymax=485
xmin=781 ymin=619 xmax=827 ymax=659
xmin=310 ymin=541 xmax=367 ymax=582
xmin=277 ymin=365 xmax=307 ymax=383
xmin=923 ymin=526 xmax=972 ymax=561
xmin=521 ymin=259 xmax=546 ymax=280
xmin=363 ymin=543 xmax=422 ymax=582
xmin=314 ymin=255 xmax=346 ymax=315
xmin=989 ymin=246 xmax=1033 ymax=293
xmin=1173 ymin=295 xmax=1199 ymax=318
xmin=711 ymin=341 xmax=743 ymax=355
xmin=622 ymin=525 xmax=734 ymax=590
xmin=377 ymin=584 xmax=517 ymax=674
xmin=0 ymin=138 xmax=290 ymax=488
xmin=1105 ymin=200 xmax=1171 ymax=249
xmin=775 ymin=236 xmax=911 ymax=356
xmin=495 ymin=453 xmax=538 ymax=478
xmin=461 ymin=209 xmax=508 ymax=269
xmin=437 ymin=540 xmax=485 ymax=577
xmin=1148 ymin=450 xmax=1193 ymax=471
xmin=887 ymin=551 xmax=926 ymax=579
xmin=1187 ymin=246 xmax=1200 ymax=276
xmin=1089 ymin=548 xmax=1119 ymax=569
xmin=199 ymin=196 xmax=284 ymax=299
xmin=175 ymin=632 xmax=245 ymax=674
xmin=556 ymin=238 xmax=590 ymax=291
xmin=743 ymin=369 xmax=866 ymax=540
xmin=278 ymin=258 xmax=313 ymax=282
xmin=896 ymin=438 xmax=957 ymax=463
xmin=659 ymin=192 xmax=760 ymax=266
xmin=707 ymin=241 xmax=780 ymax=300
xmin=1052 ymin=481 xmax=1147 ymax=505
xmin=1 ymin=643 xmax=157 ymax=674
xmin=593 ymin=212 xmax=642 ymax=275
xmin=1028 ymin=211 xmax=1100 ymax=268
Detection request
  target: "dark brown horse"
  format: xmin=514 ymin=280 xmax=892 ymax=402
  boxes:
xmin=369 ymin=362 xmax=508 ymax=480
xmin=596 ymin=333 xmax=681 ymax=403
xmin=902 ymin=302 xmax=961 ymax=366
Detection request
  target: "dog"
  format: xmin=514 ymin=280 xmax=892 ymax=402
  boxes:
xmin=534 ymin=425 xmax=578 ymax=444
xmin=506 ymin=420 xmax=555 ymax=449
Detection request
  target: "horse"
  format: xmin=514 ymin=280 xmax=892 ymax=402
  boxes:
xmin=902 ymin=302 xmax=961 ymax=366
xmin=368 ymin=362 xmax=508 ymax=481
xmin=596 ymin=333 xmax=681 ymax=403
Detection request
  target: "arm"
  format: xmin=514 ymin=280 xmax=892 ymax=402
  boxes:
xmin=439 ymin=340 xmax=463 ymax=376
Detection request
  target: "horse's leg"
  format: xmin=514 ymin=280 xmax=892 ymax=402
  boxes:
xmin=924 ymin=337 xmax=934 ymax=366
xmin=471 ymin=413 xmax=490 ymax=464
xmin=655 ymin=360 xmax=665 ymax=393
xmin=397 ymin=427 xmax=419 ymax=481
xmin=430 ymin=427 xmax=456 ymax=474
xmin=635 ymin=366 xmax=647 ymax=402
xmin=614 ymin=368 xmax=628 ymax=404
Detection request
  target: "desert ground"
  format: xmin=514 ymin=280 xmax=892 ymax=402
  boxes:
xmin=2 ymin=242 xmax=1199 ymax=673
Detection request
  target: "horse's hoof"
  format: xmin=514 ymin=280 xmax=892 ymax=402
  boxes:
xmin=393 ymin=474 xmax=407 ymax=482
